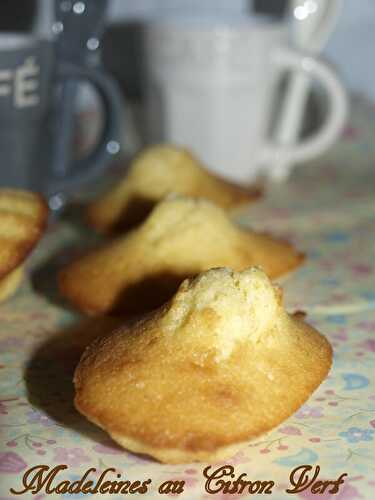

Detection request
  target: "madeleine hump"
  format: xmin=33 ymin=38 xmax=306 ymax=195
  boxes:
xmin=73 ymin=267 xmax=332 ymax=464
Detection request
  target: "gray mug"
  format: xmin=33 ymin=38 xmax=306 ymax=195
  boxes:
xmin=0 ymin=33 xmax=123 ymax=200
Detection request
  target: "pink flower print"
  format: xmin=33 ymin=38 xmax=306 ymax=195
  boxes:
xmin=27 ymin=409 xmax=56 ymax=427
xmin=215 ymin=450 xmax=251 ymax=468
xmin=350 ymin=263 xmax=372 ymax=276
xmin=331 ymin=293 xmax=349 ymax=303
xmin=228 ymin=451 xmax=251 ymax=465
xmin=93 ymin=441 xmax=123 ymax=455
xmin=332 ymin=330 xmax=348 ymax=342
xmin=53 ymin=447 xmax=90 ymax=467
xmin=361 ymin=339 xmax=375 ymax=353
xmin=342 ymin=126 xmax=358 ymax=141
xmin=295 ymin=406 xmax=323 ymax=419
xmin=0 ymin=452 xmax=27 ymax=473
xmin=356 ymin=321 xmax=375 ymax=332
xmin=183 ymin=476 xmax=199 ymax=488
xmin=0 ymin=402 xmax=8 ymax=415
xmin=166 ymin=475 xmax=199 ymax=495
xmin=279 ymin=426 xmax=302 ymax=436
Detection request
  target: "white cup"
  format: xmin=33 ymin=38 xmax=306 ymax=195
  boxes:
xmin=143 ymin=12 xmax=348 ymax=184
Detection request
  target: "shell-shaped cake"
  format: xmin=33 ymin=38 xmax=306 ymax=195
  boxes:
xmin=74 ymin=267 xmax=332 ymax=463
xmin=86 ymin=145 xmax=261 ymax=233
xmin=0 ymin=189 xmax=48 ymax=302
xmin=60 ymin=196 xmax=303 ymax=316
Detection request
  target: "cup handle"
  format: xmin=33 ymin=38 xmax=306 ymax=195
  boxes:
xmin=50 ymin=62 xmax=123 ymax=193
xmin=261 ymin=46 xmax=348 ymax=181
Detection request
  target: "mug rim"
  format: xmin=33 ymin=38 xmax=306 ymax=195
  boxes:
xmin=0 ymin=32 xmax=43 ymax=51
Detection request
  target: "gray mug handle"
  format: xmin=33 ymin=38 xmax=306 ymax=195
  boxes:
xmin=50 ymin=62 xmax=123 ymax=193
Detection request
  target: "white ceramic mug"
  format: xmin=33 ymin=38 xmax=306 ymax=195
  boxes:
xmin=143 ymin=12 xmax=348 ymax=184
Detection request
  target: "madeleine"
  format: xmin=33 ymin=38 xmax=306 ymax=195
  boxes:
xmin=74 ymin=267 xmax=332 ymax=463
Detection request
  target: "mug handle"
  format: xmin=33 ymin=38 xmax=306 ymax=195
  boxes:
xmin=261 ymin=47 xmax=348 ymax=181
xmin=50 ymin=62 xmax=123 ymax=193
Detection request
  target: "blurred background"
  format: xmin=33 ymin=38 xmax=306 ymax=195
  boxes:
xmin=0 ymin=0 xmax=370 ymax=195
xmin=2 ymin=0 xmax=374 ymax=101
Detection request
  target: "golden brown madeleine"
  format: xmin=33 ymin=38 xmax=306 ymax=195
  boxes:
xmin=60 ymin=196 xmax=304 ymax=316
xmin=0 ymin=189 xmax=48 ymax=302
xmin=86 ymin=145 xmax=261 ymax=233
xmin=74 ymin=267 xmax=332 ymax=464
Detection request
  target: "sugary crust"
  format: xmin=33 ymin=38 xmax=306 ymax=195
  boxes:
xmin=0 ymin=189 xmax=48 ymax=280
xmin=86 ymin=146 xmax=261 ymax=233
xmin=74 ymin=280 xmax=332 ymax=464
xmin=60 ymin=198 xmax=303 ymax=317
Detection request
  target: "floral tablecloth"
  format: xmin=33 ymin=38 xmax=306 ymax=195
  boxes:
xmin=1 ymin=95 xmax=375 ymax=499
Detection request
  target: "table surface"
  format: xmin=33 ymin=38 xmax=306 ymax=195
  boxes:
xmin=1 ymin=95 xmax=375 ymax=500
